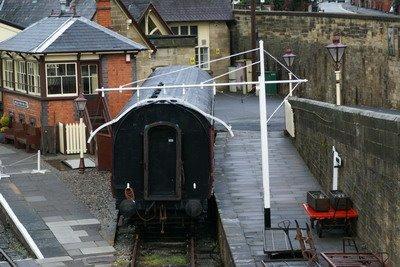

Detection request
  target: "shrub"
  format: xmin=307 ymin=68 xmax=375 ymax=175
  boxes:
xmin=0 ymin=126 xmax=8 ymax=133
xmin=0 ymin=115 xmax=10 ymax=128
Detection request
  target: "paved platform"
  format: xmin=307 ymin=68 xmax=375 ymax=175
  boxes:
xmin=214 ymin=94 xmax=354 ymax=266
xmin=0 ymin=145 xmax=114 ymax=266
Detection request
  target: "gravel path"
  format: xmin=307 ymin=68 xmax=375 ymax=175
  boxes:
xmin=53 ymin=166 xmax=117 ymax=236
xmin=0 ymin=218 xmax=30 ymax=261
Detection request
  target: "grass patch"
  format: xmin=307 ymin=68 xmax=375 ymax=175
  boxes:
xmin=140 ymin=253 xmax=188 ymax=266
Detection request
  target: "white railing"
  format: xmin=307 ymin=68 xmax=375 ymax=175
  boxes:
xmin=59 ymin=121 xmax=87 ymax=155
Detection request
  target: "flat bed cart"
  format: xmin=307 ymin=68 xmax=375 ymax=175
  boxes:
xmin=302 ymin=204 xmax=358 ymax=238
xmin=321 ymin=252 xmax=390 ymax=267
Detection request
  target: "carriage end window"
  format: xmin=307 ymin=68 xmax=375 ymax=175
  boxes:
xmin=46 ymin=63 xmax=77 ymax=96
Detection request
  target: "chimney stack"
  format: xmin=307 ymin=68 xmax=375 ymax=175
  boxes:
xmin=96 ymin=0 xmax=112 ymax=28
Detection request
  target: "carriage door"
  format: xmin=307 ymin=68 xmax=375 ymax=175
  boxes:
xmin=144 ymin=122 xmax=182 ymax=200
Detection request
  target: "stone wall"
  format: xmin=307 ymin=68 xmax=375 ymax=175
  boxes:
xmin=135 ymin=47 xmax=195 ymax=82
xmin=232 ymin=11 xmax=400 ymax=109
xmin=289 ymin=97 xmax=400 ymax=264
xmin=209 ymin=21 xmax=231 ymax=84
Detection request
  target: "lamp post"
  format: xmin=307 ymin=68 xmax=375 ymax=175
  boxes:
xmin=326 ymin=36 xmax=347 ymax=105
xmin=282 ymin=49 xmax=296 ymax=138
xmin=74 ymin=94 xmax=87 ymax=174
xmin=282 ymin=49 xmax=296 ymax=96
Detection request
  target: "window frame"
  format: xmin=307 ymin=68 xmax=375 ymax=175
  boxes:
xmin=26 ymin=61 xmax=40 ymax=96
xmin=15 ymin=60 xmax=27 ymax=93
xmin=173 ymin=25 xmax=198 ymax=36
xmin=80 ymin=63 xmax=99 ymax=95
xmin=195 ymin=46 xmax=210 ymax=70
xmin=2 ymin=59 xmax=14 ymax=90
xmin=45 ymin=62 xmax=78 ymax=97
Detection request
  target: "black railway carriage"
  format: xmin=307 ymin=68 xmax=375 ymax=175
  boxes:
xmin=112 ymin=66 xmax=215 ymax=226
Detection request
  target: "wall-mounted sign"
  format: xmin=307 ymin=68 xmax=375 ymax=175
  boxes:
xmin=13 ymin=99 xmax=29 ymax=109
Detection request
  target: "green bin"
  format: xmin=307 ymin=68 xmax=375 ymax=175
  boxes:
xmin=265 ymin=71 xmax=277 ymax=95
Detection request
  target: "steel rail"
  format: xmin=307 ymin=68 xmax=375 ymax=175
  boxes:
xmin=0 ymin=248 xmax=17 ymax=267
xmin=130 ymin=234 xmax=140 ymax=267
xmin=189 ymin=236 xmax=196 ymax=267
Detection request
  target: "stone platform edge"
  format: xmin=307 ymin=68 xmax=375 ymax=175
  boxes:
xmin=0 ymin=194 xmax=40 ymax=260
xmin=217 ymin=212 xmax=235 ymax=266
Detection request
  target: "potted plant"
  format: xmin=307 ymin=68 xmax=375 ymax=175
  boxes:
xmin=0 ymin=114 xmax=10 ymax=143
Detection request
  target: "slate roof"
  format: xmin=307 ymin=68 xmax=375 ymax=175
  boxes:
xmin=120 ymin=65 xmax=214 ymax=115
xmin=121 ymin=0 xmax=233 ymax=22
xmin=0 ymin=15 xmax=147 ymax=53
xmin=0 ymin=0 xmax=96 ymax=29
xmin=121 ymin=0 xmax=149 ymax=21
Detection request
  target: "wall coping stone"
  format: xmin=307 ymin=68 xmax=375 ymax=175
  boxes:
xmin=289 ymin=97 xmax=400 ymax=123
xmin=233 ymin=10 xmax=400 ymax=23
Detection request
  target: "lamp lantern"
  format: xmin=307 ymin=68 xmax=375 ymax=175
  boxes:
xmin=282 ymin=48 xmax=296 ymax=68
xmin=74 ymin=93 xmax=87 ymax=113
xmin=326 ymin=36 xmax=347 ymax=68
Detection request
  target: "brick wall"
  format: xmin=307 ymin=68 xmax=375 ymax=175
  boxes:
xmin=232 ymin=11 xmax=400 ymax=109
xmin=104 ymin=54 xmax=133 ymax=117
xmin=46 ymin=100 xmax=76 ymax=126
xmin=289 ymin=97 xmax=400 ymax=264
xmin=96 ymin=0 xmax=112 ymax=28
xmin=3 ymin=92 xmax=42 ymax=126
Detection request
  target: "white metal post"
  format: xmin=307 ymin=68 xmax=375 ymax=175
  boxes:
xmin=78 ymin=117 xmax=85 ymax=174
xmin=258 ymin=40 xmax=271 ymax=229
xmin=332 ymin=146 xmax=341 ymax=190
xmin=32 ymin=150 xmax=46 ymax=174
xmin=335 ymin=70 xmax=341 ymax=105
xmin=288 ymin=72 xmax=293 ymax=97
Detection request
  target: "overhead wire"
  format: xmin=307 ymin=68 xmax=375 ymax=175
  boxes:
xmin=119 ymin=47 xmax=260 ymax=88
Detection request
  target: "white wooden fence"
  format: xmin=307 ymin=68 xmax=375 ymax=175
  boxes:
xmin=58 ymin=121 xmax=87 ymax=154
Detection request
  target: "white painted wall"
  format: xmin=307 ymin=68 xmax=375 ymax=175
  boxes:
xmin=0 ymin=23 xmax=21 ymax=42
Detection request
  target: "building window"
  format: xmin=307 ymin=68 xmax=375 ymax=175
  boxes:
xmin=172 ymin=25 xmax=198 ymax=36
xmin=16 ymin=61 xmax=26 ymax=92
xmin=171 ymin=26 xmax=179 ymax=35
xmin=195 ymin=47 xmax=210 ymax=70
xmin=81 ymin=64 xmax=98 ymax=95
xmin=180 ymin=25 xmax=188 ymax=35
xmin=46 ymin=63 xmax=77 ymax=96
xmin=2 ymin=59 xmax=14 ymax=89
xmin=27 ymin=62 xmax=40 ymax=95
xmin=190 ymin=26 xmax=198 ymax=36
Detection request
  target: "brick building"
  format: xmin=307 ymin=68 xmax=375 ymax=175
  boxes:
xmin=0 ymin=14 xmax=145 ymax=142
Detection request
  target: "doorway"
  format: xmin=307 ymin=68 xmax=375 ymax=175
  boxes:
xmin=143 ymin=122 xmax=182 ymax=200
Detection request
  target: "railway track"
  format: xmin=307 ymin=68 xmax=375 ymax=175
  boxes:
xmin=130 ymin=233 xmax=196 ymax=267
xmin=0 ymin=248 xmax=17 ymax=267
xmin=115 ymin=198 xmax=221 ymax=266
